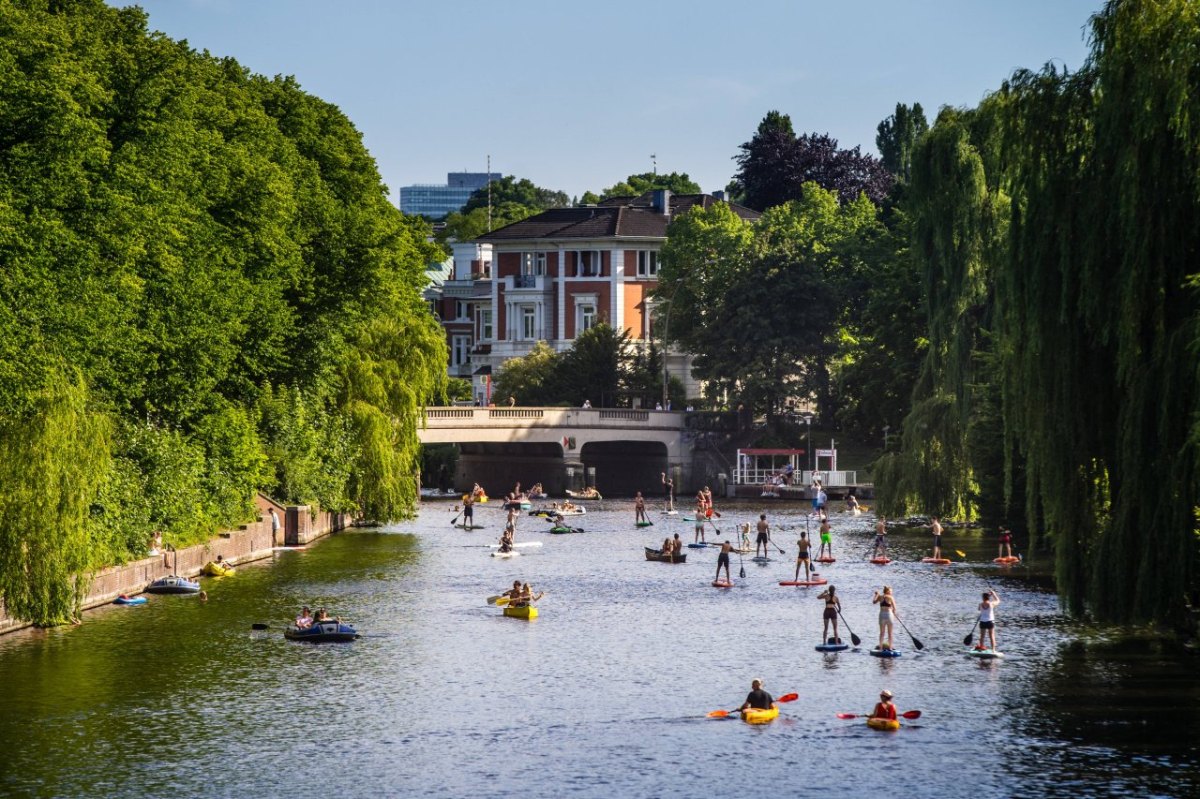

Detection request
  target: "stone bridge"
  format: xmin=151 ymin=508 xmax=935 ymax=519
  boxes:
xmin=419 ymin=407 xmax=695 ymax=497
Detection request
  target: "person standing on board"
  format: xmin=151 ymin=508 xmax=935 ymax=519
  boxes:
xmin=870 ymin=690 xmax=898 ymax=722
xmin=818 ymin=516 xmax=833 ymax=560
xmin=755 ymin=514 xmax=771 ymax=558
xmin=634 ymin=491 xmax=648 ymax=524
xmin=998 ymin=526 xmax=1014 ymax=559
xmin=462 ymin=493 xmax=475 ymax=529
xmin=661 ymin=471 xmax=675 ymax=512
xmin=740 ymin=679 xmax=774 ymax=712
xmin=793 ymin=530 xmax=813 ymax=582
xmin=975 ymin=590 xmax=1001 ymax=651
xmin=872 ymin=516 xmax=888 ymax=559
xmin=931 ymin=516 xmax=944 ymax=560
xmin=817 ymin=585 xmax=841 ymax=644
xmin=715 ymin=540 xmax=733 ymax=583
xmin=693 ymin=495 xmax=707 ymax=545
xmin=873 ymin=585 xmax=898 ymax=651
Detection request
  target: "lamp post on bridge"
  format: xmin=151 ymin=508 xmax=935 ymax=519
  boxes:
xmin=655 ymin=297 xmax=676 ymax=411
xmin=802 ymin=413 xmax=813 ymax=476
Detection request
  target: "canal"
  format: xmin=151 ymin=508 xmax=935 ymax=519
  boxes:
xmin=1 ymin=501 xmax=1196 ymax=798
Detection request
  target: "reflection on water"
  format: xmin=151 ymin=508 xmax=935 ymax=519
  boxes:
xmin=0 ymin=502 xmax=1196 ymax=798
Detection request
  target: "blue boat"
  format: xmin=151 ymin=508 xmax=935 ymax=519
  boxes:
xmin=113 ymin=595 xmax=148 ymax=605
xmin=144 ymin=575 xmax=201 ymax=595
xmin=284 ymin=620 xmax=358 ymax=643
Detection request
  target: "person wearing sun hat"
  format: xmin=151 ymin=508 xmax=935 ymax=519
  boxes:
xmin=870 ymin=689 xmax=897 ymax=721
xmin=740 ymin=678 xmax=774 ymax=711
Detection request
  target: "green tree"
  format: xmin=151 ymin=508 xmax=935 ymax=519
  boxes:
xmin=591 ymin=171 xmax=703 ymax=201
xmin=876 ymin=102 xmax=930 ymax=182
xmin=461 ymin=175 xmax=568 ymax=214
xmin=493 ymin=341 xmax=562 ymax=406
xmin=559 ymin=323 xmax=631 ymax=407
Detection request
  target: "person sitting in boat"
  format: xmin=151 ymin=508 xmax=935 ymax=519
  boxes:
xmin=817 ymin=585 xmax=841 ymax=643
xmin=870 ymin=690 xmax=897 ymax=722
xmin=499 ymin=527 xmax=515 ymax=553
xmin=471 ymin=483 xmax=487 ymax=502
xmin=315 ymin=607 xmax=331 ymax=622
xmin=529 ymin=483 xmax=545 ymax=499
xmin=661 ymin=536 xmax=674 ymax=557
xmin=502 ymin=580 xmax=523 ymax=605
xmin=846 ymin=494 xmax=861 ymax=513
xmin=672 ymin=533 xmax=683 ymax=555
xmin=519 ymin=582 xmax=543 ymax=606
xmin=214 ymin=554 xmax=233 ymax=569
xmin=561 ymin=500 xmax=576 ymax=513
xmin=296 ymin=606 xmax=314 ymax=629
xmin=740 ymin=678 xmax=774 ymax=712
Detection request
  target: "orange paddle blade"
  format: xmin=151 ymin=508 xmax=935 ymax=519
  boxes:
xmin=902 ymin=710 xmax=922 ymax=719
xmin=777 ymin=692 xmax=799 ymax=703
xmin=706 ymin=709 xmax=732 ymax=718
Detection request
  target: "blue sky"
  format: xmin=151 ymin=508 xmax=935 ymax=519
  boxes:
xmin=112 ymin=0 xmax=1101 ymax=203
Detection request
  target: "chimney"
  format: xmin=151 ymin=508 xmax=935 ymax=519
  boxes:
xmin=652 ymin=189 xmax=671 ymax=216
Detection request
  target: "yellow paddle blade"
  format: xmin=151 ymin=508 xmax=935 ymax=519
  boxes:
xmin=955 ymin=550 xmax=968 ymax=558
xmin=494 ymin=596 xmax=511 ymax=606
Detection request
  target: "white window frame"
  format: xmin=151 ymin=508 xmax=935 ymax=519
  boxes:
xmin=580 ymin=304 xmax=596 ymax=332
xmin=575 ymin=250 xmax=602 ymax=277
xmin=455 ymin=300 xmax=467 ymax=320
xmin=521 ymin=252 xmax=547 ymax=276
xmin=521 ymin=306 xmax=537 ymax=340
xmin=637 ymin=250 xmax=659 ymax=277
xmin=479 ymin=308 xmax=493 ymax=341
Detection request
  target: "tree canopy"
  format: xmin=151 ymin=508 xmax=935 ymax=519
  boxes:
xmin=581 ymin=171 xmax=703 ymax=204
xmin=0 ymin=0 xmax=445 ymax=624
xmin=876 ymin=102 xmax=930 ymax=183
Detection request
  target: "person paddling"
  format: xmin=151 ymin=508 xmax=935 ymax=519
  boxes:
xmin=998 ymin=526 xmax=1014 ymax=559
xmin=818 ymin=585 xmax=841 ymax=644
xmin=715 ymin=540 xmax=733 ymax=583
xmin=931 ymin=516 xmax=944 ymax=560
xmin=870 ymin=690 xmax=898 ymax=722
xmin=975 ymin=590 xmax=1001 ymax=651
xmin=872 ymin=516 xmax=888 ymax=559
xmin=872 ymin=585 xmax=897 ymax=651
xmin=818 ymin=516 xmax=833 ymax=560
xmin=793 ymin=530 xmax=813 ymax=582
xmin=740 ymin=678 xmax=774 ymax=713
xmin=462 ymin=493 xmax=475 ymax=529
xmin=635 ymin=491 xmax=648 ymax=524
xmin=755 ymin=514 xmax=771 ymax=558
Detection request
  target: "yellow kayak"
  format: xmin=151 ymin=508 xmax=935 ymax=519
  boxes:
xmin=503 ymin=604 xmax=537 ymax=620
xmin=867 ymin=717 xmax=900 ymax=731
xmin=201 ymin=561 xmax=235 ymax=577
xmin=741 ymin=704 xmax=779 ymax=724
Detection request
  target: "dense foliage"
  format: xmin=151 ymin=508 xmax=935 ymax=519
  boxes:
xmin=0 ymin=0 xmax=445 ymax=624
xmin=880 ymin=0 xmax=1200 ymax=623
xmin=730 ymin=111 xmax=894 ymax=209
xmin=439 ymin=174 xmax=570 ymax=243
xmin=580 ymin=171 xmax=703 ymax=205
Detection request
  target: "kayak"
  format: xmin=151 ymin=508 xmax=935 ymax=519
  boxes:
xmin=867 ymin=717 xmax=901 ymax=731
xmin=870 ymin=557 xmax=892 ymax=565
xmin=712 ymin=580 xmax=734 ymax=588
xmin=814 ymin=556 xmax=836 ymax=563
xmin=967 ymin=648 xmax=1004 ymax=659
xmin=741 ymin=704 xmax=779 ymax=724
xmin=491 ymin=550 xmax=520 ymax=558
xmin=549 ymin=526 xmax=584 ymax=534
xmin=869 ymin=647 xmax=902 ymax=658
xmin=503 ymin=604 xmax=538 ymax=620
xmin=113 ymin=595 xmax=147 ymax=605
xmin=815 ymin=641 xmax=849 ymax=652
xmin=779 ymin=578 xmax=828 ymax=586
xmin=994 ymin=556 xmax=1020 ymax=564
xmin=201 ymin=560 xmax=235 ymax=577
xmin=636 ymin=521 xmax=654 ymax=527
xmin=284 ymin=620 xmax=358 ymax=642
xmin=921 ymin=557 xmax=951 ymax=565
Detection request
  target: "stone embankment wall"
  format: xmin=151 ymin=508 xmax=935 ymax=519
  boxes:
xmin=0 ymin=494 xmax=350 ymax=636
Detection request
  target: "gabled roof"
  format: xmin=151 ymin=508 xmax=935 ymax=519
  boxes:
xmin=476 ymin=193 xmax=760 ymax=243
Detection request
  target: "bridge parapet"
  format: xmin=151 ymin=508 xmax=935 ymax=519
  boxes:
xmin=422 ymin=407 xmax=682 ymax=431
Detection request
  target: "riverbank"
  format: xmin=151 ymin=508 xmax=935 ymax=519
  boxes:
xmin=0 ymin=494 xmax=350 ymax=636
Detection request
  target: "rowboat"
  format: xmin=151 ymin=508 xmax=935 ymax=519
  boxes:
xmin=867 ymin=717 xmax=901 ymax=731
xmin=144 ymin=575 xmax=201 ymax=595
xmin=644 ymin=547 xmax=686 ymax=563
xmin=741 ymin=704 xmax=779 ymax=724
xmin=201 ymin=560 xmax=235 ymax=577
xmin=503 ymin=604 xmax=538 ymax=620
xmin=284 ymin=620 xmax=358 ymax=643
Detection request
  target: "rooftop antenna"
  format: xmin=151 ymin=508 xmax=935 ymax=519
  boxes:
xmin=487 ymin=154 xmax=492 ymax=232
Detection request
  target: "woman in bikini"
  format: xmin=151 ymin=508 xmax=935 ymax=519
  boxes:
xmin=817 ymin=585 xmax=841 ymax=644
xmin=872 ymin=585 xmax=897 ymax=650
xmin=793 ymin=531 xmax=813 ymax=582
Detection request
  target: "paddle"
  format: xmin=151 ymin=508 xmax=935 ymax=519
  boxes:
xmin=707 ymin=692 xmax=798 ymax=718
xmin=895 ymin=613 xmax=924 ymax=651
xmin=835 ymin=607 xmax=862 ymax=647
xmin=738 ymin=546 xmax=745 ymax=579
xmin=836 ymin=710 xmax=921 ymax=720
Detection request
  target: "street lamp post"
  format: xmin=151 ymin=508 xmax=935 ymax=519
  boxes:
xmin=656 ymin=298 xmax=675 ymax=411
xmin=802 ymin=413 xmax=813 ymax=476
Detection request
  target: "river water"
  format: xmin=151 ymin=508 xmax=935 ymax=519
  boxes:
xmin=1 ymin=501 xmax=1197 ymax=798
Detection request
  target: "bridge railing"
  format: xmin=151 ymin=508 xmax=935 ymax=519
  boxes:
xmin=421 ymin=407 xmax=681 ymax=429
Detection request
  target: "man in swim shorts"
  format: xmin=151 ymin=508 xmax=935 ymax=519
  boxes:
xmin=756 ymin=514 xmax=771 ymax=558
xmin=716 ymin=540 xmax=733 ymax=583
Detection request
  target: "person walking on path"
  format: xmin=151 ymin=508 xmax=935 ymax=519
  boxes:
xmin=931 ymin=516 xmax=944 ymax=560
xmin=755 ymin=514 xmax=771 ymax=558
xmin=793 ymin=531 xmax=813 ymax=582
xmin=817 ymin=585 xmax=841 ymax=644
xmin=975 ymin=590 xmax=1001 ymax=651
xmin=873 ymin=585 xmax=898 ymax=650
xmin=818 ymin=516 xmax=833 ymax=560
xmin=634 ymin=491 xmax=648 ymax=524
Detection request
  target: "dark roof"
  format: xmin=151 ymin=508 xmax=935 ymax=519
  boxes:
xmin=476 ymin=193 xmax=760 ymax=243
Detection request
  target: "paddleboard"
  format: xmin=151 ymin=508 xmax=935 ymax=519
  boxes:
xmin=490 ymin=550 xmax=520 ymax=558
xmin=687 ymin=543 xmax=709 ymax=549
xmin=869 ymin=648 xmax=902 ymax=658
xmin=636 ymin=521 xmax=654 ymax=527
xmin=870 ymin=557 xmax=892 ymax=565
xmin=967 ymin=648 xmax=1004 ymax=659
xmin=815 ymin=642 xmax=849 ymax=652
xmin=814 ymin=556 xmax=836 ymax=563
xmin=456 ymin=524 xmax=486 ymax=530
xmin=779 ymin=578 xmax=828 ymax=586
xmin=921 ymin=557 xmax=951 ymax=564
xmin=751 ymin=556 xmax=773 ymax=563
xmin=712 ymin=580 xmax=734 ymax=588
xmin=993 ymin=556 xmax=1020 ymax=564
xmin=489 ymin=541 xmax=543 ymax=549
